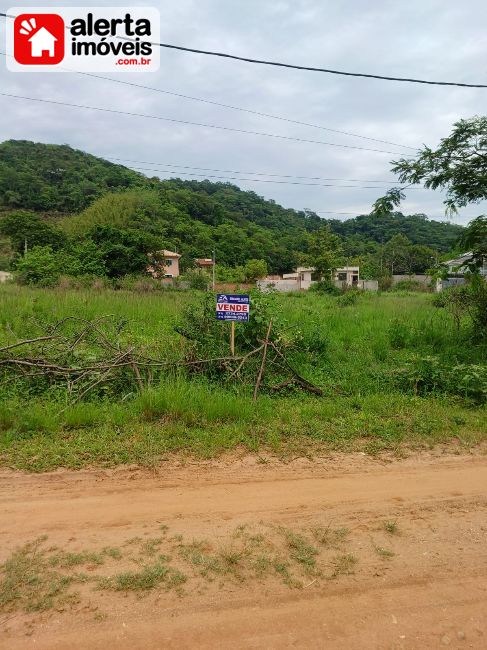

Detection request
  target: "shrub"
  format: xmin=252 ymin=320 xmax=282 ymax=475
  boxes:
xmin=336 ymin=291 xmax=359 ymax=307
xmin=181 ymin=270 xmax=209 ymax=291
xmin=387 ymin=319 xmax=411 ymax=349
xmin=14 ymin=246 xmax=61 ymax=287
xmin=309 ymin=279 xmax=341 ymax=296
xmin=395 ymin=356 xmax=487 ymax=404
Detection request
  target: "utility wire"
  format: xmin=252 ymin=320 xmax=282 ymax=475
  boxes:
xmin=130 ymin=164 xmax=419 ymax=190
xmin=0 ymin=50 xmax=414 ymax=151
xmin=0 ymin=40 xmax=414 ymax=152
xmin=74 ymin=72 xmax=417 ymax=151
xmin=108 ymin=157 xmax=396 ymax=184
xmin=0 ymin=92 xmax=406 ymax=154
xmin=2 ymin=10 xmax=485 ymax=87
xmin=148 ymin=41 xmax=487 ymax=89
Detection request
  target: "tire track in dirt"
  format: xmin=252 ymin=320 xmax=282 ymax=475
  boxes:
xmin=1 ymin=453 xmax=486 ymax=649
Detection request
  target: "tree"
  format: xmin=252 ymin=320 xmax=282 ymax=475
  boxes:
xmin=0 ymin=210 xmax=66 ymax=254
xmin=14 ymin=246 xmax=61 ymax=286
xmin=382 ymin=117 xmax=487 ymax=215
xmin=303 ymin=227 xmax=343 ymax=277
xmin=243 ymin=259 xmax=268 ymax=282
xmin=460 ymin=216 xmax=487 ymax=271
xmin=87 ymin=225 xmax=162 ymax=278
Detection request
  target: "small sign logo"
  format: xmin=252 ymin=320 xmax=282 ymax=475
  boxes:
xmin=7 ymin=7 xmax=160 ymax=72
xmin=14 ymin=14 xmax=65 ymax=65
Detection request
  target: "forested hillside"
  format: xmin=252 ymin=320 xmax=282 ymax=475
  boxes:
xmin=0 ymin=140 xmax=465 ymax=277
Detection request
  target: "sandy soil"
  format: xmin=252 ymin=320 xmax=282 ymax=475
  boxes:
xmin=1 ymin=450 xmax=486 ymax=649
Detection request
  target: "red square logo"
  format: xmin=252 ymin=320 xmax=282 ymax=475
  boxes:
xmin=14 ymin=14 xmax=65 ymax=65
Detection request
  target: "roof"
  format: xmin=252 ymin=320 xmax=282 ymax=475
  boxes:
xmin=159 ymin=250 xmax=181 ymax=258
xmin=29 ymin=26 xmax=57 ymax=42
xmin=445 ymin=253 xmax=472 ymax=267
xmin=195 ymin=258 xmax=214 ymax=266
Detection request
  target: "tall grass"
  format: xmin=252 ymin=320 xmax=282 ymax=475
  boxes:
xmin=0 ymin=285 xmax=486 ymax=470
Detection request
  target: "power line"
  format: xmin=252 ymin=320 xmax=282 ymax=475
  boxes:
xmin=73 ymin=73 xmax=417 ymax=151
xmin=0 ymin=49 xmax=415 ymax=151
xmin=0 ymin=92 xmax=406 ymax=154
xmin=307 ymin=210 xmax=360 ymax=215
xmin=130 ymin=164 xmax=416 ymax=190
xmin=2 ymin=11 xmax=485 ymax=88
xmin=108 ymin=157 xmax=397 ymax=184
xmin=143 ymin=39 xmax=487 ymax=89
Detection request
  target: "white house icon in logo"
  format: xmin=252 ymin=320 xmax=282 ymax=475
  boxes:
xmin=28 ymin=26 xmax=58 ymax=58
xmin=18 ymin=17 xmax=58 ymax=58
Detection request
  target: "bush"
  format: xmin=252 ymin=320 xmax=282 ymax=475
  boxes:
xmin=395 ymin=356 xmax=487 ymax=404
xmin=378 ymin=275 xmax=393 ymax=291
xmin=14 ymin=246 xmax=61 ymax=287
xmin=336 ymin=291 xmax=359 ymax=307
xmin=181 ymin=270 xmax=209 ymax=291
xmin=391 ymin=279 xmax=427 ymax=292
xmin=309 ymin=279 xmax=341 ymax=296
xmin=387 ymin=318 xmax=411 ymax=349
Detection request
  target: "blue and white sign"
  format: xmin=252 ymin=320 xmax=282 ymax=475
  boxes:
xmin=216 ymin=294 xmax=250 ymax=322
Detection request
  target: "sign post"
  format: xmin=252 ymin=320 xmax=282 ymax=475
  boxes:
xmin=216 ymin=294 xmax=250 ymax=356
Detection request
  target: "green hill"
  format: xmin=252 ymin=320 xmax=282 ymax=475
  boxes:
xmin=0 ymin=140 xmax=464 ymax=274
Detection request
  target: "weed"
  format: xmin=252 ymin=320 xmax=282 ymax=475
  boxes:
xmin=383 ymin=520 xmax=399 ymax=535
xmin=49 ymin=550 xmax=105 ymax=568
xmin=282 ymin=530 xmax=319 ymax=571
xmin=102 ymin=547 xmax=122 ymax=560
xmin=374 ymin=545 xmax=395 ymax=559
xmin=312 ymin=525 xmax=349 ymax=548
xmin=331 ymin=553 xmax=358 ymax=578
xmin=0 ymin=538 xmax=74 ymax=612
xmin=140 ymin=538 xmax=164 ymax=557
xmin=99 ymin=562 xmax=186 ymax=591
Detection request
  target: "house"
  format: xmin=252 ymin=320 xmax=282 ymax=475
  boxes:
xmin=283 ymin=267 xmax=316 ymax=290
xmin=195 ymin=258 xmax=215 ymax=273
xmin=437 ymin=252 xmax=487 ymax=291
xmin=29 ymin=26 xmax=57 ymax=58
xmin=334 ymin=266 xmax=360 ymax=288
xmin=258 ymin=265 xmax=378 ymax=292
xmin=147 ymin=250 xmax=181 ymax=279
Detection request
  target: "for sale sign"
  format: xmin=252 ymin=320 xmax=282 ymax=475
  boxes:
xmin=216 ymin=294 xmax=250 ymax=322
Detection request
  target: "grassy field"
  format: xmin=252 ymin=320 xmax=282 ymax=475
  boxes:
xmin=0 ymin=285 xmax=486 ymax=471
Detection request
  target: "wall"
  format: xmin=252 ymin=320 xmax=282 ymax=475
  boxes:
xmin=391 ymin=274 xmax=430 ymax=286
xmin=257 ymin=279 xmax=300 ymax=292
xmin=0 ymin=272 xmax=12 ymax=283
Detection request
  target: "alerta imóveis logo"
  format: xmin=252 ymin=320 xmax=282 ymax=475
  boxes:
xmin=7 ymin=7 xmax=160 ymax=72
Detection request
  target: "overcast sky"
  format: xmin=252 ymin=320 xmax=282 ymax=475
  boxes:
xmin=1 ymin=0 xmax=486 ymax=225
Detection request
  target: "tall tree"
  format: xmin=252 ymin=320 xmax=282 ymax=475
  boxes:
xmin=374 ymin=117 xmax=487 ymax=215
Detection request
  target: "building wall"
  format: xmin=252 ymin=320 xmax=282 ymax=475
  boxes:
xmin=164 ymin=257 xmax=180 ymax=278
xmin=257 ymin=279 xmax=301 ymax=292
xmin=391 ymin=274 xmax=430 ymax=286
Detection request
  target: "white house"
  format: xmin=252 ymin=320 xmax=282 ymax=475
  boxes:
xmin=29 ymin=27 xmax=57 ymax=58
xmin=437 ymin=252 xmax=487 ymax=291
xmin=147 ymin=250 xmax=181 ymax=279
xmin=259 ymin=265 xmax=378 ymax=292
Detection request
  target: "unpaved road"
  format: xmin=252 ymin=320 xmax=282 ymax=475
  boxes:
xmin=1 ymin=451 xmax=486 ymax=649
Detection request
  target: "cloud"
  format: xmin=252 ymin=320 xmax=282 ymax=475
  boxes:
xmin=1 ymin=0 xmax=486 ymax=225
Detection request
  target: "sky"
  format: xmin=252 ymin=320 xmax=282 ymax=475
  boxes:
xmin=1 ymin=0 xmax=486 ymax=225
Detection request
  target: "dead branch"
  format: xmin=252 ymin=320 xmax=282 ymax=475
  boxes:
xmin=253 ymin=320 xmax=273 ymax=401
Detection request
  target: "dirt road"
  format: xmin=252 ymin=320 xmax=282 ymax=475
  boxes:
xmin=1 ymin=451 xmax=486 ymax=649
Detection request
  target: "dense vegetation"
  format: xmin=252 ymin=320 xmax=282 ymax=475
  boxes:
xmin=0 ymin=285 xmax=485 ymax=471
xmin=0 ymin=140 xmax=465 ymax=278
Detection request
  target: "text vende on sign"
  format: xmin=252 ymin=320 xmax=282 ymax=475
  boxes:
xmin=216 ymin=294 xmax=250 ymax=322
